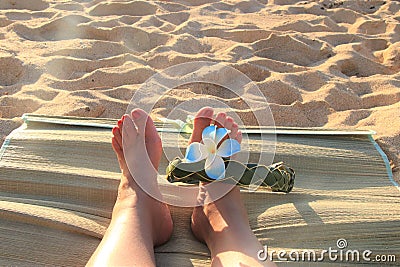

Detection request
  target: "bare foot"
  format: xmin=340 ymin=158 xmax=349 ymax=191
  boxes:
xmin=190 ymin=108 xmax=275 ymax=267
xmin=111 ymin=108 xmax=173 ymax=246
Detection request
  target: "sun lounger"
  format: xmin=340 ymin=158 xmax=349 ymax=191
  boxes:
xmin=0 ymin=114 xmax=398 ymax=266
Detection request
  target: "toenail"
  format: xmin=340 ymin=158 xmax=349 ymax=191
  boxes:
xmin=131 ymin=110 xmax=141 ymax=119
xmin=204 ymin=109 xmax=213 ymax=116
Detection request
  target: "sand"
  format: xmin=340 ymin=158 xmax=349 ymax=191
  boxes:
xmin=0 ymin=0 xmax=399 ymax=182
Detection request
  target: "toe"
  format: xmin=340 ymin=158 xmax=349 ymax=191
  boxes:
xmin=214 ymin=112 xmax=226 ymax=128
xmin=144 ymin=113 xmax=160 ymax=143
xmin=224 ymin=116 xmax=234 ymax=131
xmin=236 ymin=131 xmax=242 ymax=144
xmin=122 ymin=114 xmax=138 ymax=141
xmin=230 ymin=123 xmax=239 ymax=139
xmin=190 ymin=107 xmax=214 ymax=143
xmin=130 ymin=108 xmax=148 ymax=135
xmin=112 ymin=126 xmax=123 ymax=148
xmin=130 ymin=109 xmax=160 ymax=143
xmin=111 ymin=137 xmax=123 ymax=158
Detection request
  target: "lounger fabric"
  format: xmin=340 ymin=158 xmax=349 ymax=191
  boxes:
xmin=0 ymin=114 xmax=399 ymax=266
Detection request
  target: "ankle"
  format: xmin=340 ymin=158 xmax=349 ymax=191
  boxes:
xmin=207 ymin=222 xmax=255 ymax=251
xmin=193 ymin=201 xmax=252 ymax=245
xmin=193 ymin=191 xmax=263 ymax=259
xmin=112 ymin=194 xmax=172 ymax=245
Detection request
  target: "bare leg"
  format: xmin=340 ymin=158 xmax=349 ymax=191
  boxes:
xmin=87 ymin=109 xmax=173 ymax=266
xmin=190 ymin=107 xmax=276 ymax=267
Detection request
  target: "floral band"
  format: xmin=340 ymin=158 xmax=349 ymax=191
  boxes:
xmin=165 ymin=125 xmax=295 ymax=193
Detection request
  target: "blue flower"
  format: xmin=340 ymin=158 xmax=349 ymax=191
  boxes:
xmin=184 ymin=125 xmax=241 ymax=180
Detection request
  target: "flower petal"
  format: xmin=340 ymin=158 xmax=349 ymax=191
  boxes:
xmin=184 ymin=142 xmax=208 ymax=163
xmin=215 ymin=127 xmax=228 ymax=144
xmin=202 ymin=125 xmax=216 ymax=142
xmin=203 ymin=137 xmax=216 ymax=153
xmin=205 ymin=155 xmax=225 ymax=180
xmin=217 ymin=139 xmax=241 ymax=157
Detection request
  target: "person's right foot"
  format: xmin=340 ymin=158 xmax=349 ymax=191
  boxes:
xmin=111 ymin=108 xmax=173 ymax=246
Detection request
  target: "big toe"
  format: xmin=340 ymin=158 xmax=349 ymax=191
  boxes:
xmin=130 ymin=108 xmax=160 ymax=142
xmin=190 ymin=107 xmax=214 ymax=143
xmin=130 ymin=108 xmax=149 ymax=135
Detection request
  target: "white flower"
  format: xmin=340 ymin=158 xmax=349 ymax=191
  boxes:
xmin=184 ymin=125 xmax=241 ymax=180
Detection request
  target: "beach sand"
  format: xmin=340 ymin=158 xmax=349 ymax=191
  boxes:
xmin=0 ymin=0 xmax=399 ymax=182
